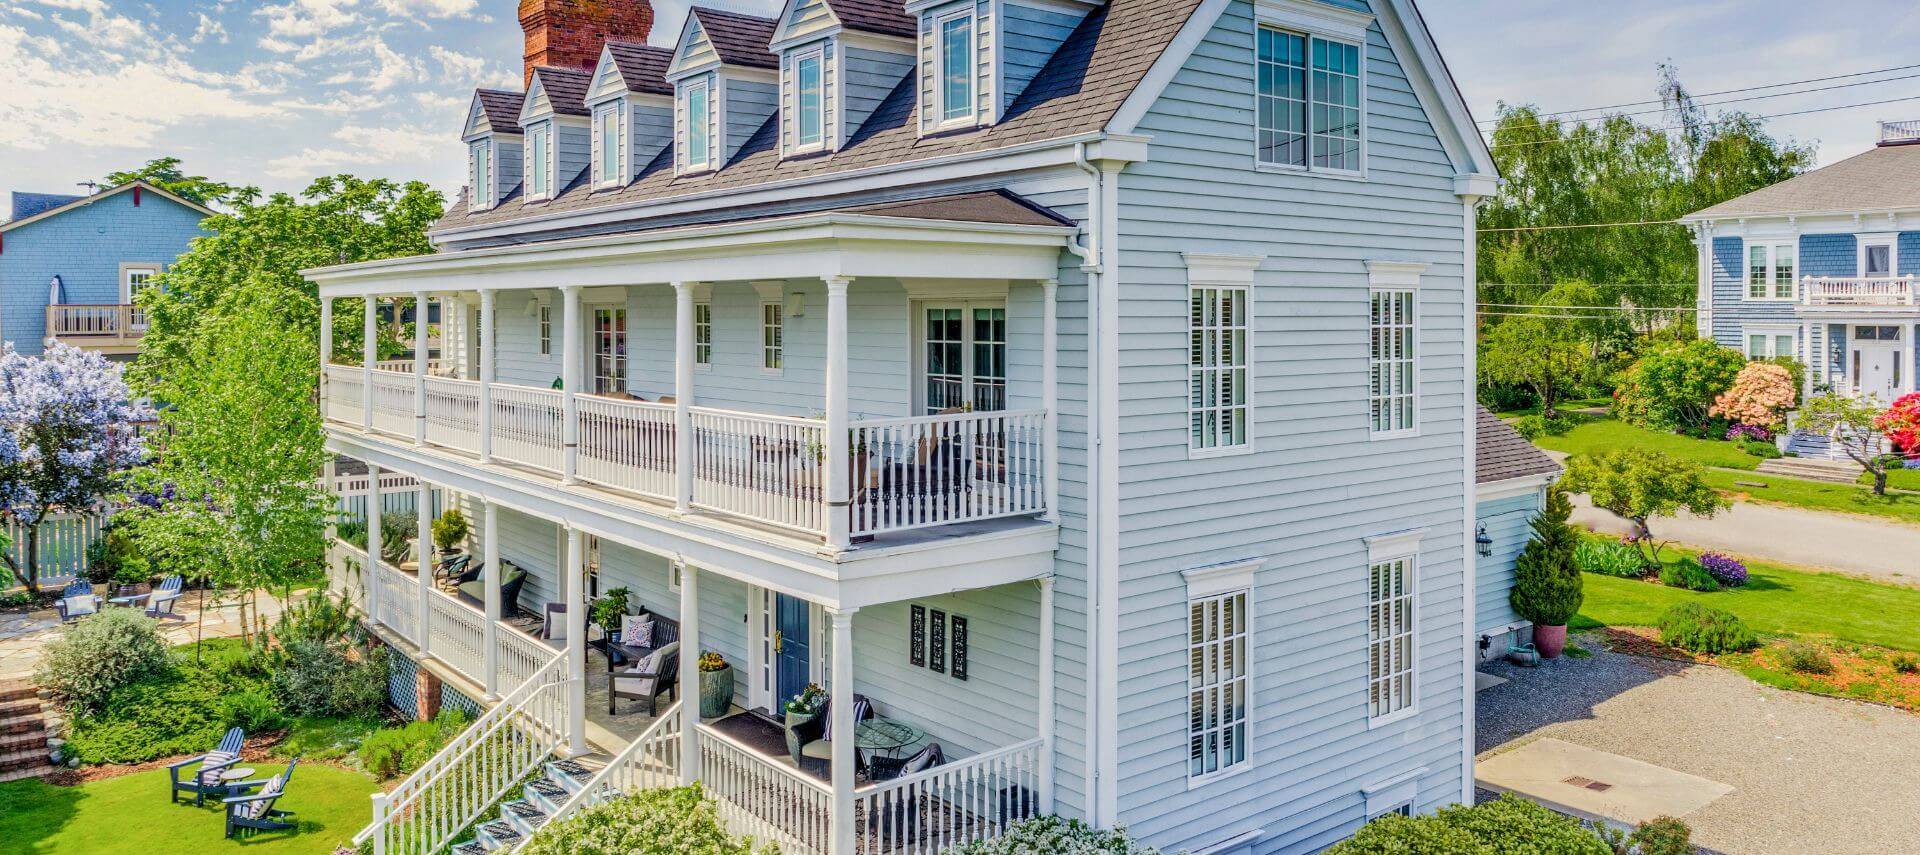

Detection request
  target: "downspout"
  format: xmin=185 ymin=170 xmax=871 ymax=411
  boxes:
xmin=1070 ymin=142 xmax=1103 ymax=824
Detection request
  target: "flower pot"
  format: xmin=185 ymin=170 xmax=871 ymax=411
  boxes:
xmin=1534 ymin=624 xmax=1568 ymax=659
xmin=699 ymin=664 xmax=734 ymax=718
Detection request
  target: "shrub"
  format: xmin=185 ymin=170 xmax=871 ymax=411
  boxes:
xmin=943 ymin=816 xmax=1160 ymax=855
xmin=522 ymin=785 xmax=777 ymax=855
xmin=64 ymin=642 xmax=277 ymax=764
xmin=1612 ymin=340 xmax=1747 ymax=432
xmin=270 ymin=638 xmax=390 ymax=719
xmin=1574 ymin=538 xmax=1645 ymax=578
xmin=1658 ymin=603 xmax=1757 ymax=654
xmin=1780 ymin=640 xmax=1833 ymax=675
xmin=84 ymin=523 xmax=150 ymax=586
xmin=1739 ymin=438 xmax=1782 ymax=459
xmin=1625 ymin=816 xmax=1692 ymax=855
xmin=380 ymin=511 xmax=417 ymax=565
xmin=1874 ymin=391 xmax=1920 ymax=457
xmin=1328 ymin=794 xmax=1610 ymax=855
xmin=1512 ymin=414 xmax=1574 ymax=441
xmin=1724 ymin=423 xmax=1774 ymax=443
xmin=431 ymin=508 xmax=470 ymax=553
xmin=1697 ymin=552 xmax=1749 ymax=587
xmin=1659 ymin=559 xmax=1721 ymax=592
xmin=1892 ymin=652 xmax=1920 ymax=674
xmin=1710 ymin=361 xmax=1797 ymax=428
xmin=357 ymin=708 xmax=472 ymax=779
xmin=1559 ymin=449 xmax=1728 ymax=567
xmin=222 ymin=689 xmax=287 ymax=732
xmin=1511 ymin=487 xmax=1583 ymax=626
xmin=267 ymin=591 xmax=362 ymax=649
xmin=33 ymin=607 xmax=171 ymax=716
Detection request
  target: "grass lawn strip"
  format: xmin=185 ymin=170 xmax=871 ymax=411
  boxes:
xmin=1600 ymin=626 xmax=1920 ymax=712
xmin=0 ymin=761 xmax=377 ymax=854
xmin=1703 ymin=468 xmax=1920 ymax=525
xmin=1531 ymin=416 xmax=1762 ymax=470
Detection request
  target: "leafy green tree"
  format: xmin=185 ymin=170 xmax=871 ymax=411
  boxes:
xmin=1511 ymin=486 xmax=1582 ymax=627
xmin=119 ymin=277 xmax=333 ymax=644
xmin=131 ymin=175 xmax=442 ymax=391
xmin=1480 ymin=310 xmax=1588 ymax=417
xmin=101 ymin=156 xmax=239 ymax=207
xmin=1610 ymin=339 xmax=1746 ymax=432
xmin=1798 ymin=393 xmax=1900 ymax=495
xmin=1560 ymin=448 xmax=1728 ymax=566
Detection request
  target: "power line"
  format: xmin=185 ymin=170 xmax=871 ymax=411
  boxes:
xmin=1480 ymin=219 xmax=1684 ymax=232
xmin=1487 ymin=93 xmax=1920 ymax=150
xmin=1479 ymin=303 xmax=1700 ymax=312
xmin=1478 ymin=310 xmax=1692 ymax=320
xmin=1487 ymin=70 xmax=1920 ymax=130
xmin=1476 ymin=61 xmax=1920 ymax=126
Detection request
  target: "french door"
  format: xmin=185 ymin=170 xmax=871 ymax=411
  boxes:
xmin=920 ymin=303 xmax=1007 ymax=414
xmin=592 ymin=307 xmax=627 ymax=394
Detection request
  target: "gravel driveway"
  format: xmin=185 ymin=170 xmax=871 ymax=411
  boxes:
xmin=1477 ymin=633 xmax=1920 ymax=855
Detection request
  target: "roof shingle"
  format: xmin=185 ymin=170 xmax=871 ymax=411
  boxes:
xmin=605 ymin=41 xmax=675 ymax=96
xmin=1476 ymin=406 xmax=1563 ymax=485
xmin=9 ymin=192 xmax=83 ymax=222
xmin=475 ymin=89 xmax=526 ymax=133
xmin=531 ymin=67 xmax=593 ymax=117
xmin=822 ymin=0 xmax=915 ymax=38
xmin=691 ymin=7 xmax=779 ymax=70
xmin=1689 ymin=143 xmax=1920 ymax=219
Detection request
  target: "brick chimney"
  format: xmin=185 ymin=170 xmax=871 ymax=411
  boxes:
xmin=520 ymin=0 xmax=653 ymax=85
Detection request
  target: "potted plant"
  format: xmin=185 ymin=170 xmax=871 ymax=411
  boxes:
xmin=782 ymin=683 xmax=826 ymax=760
xmin=431 ymin=508 xmax=470 ymax=555
xmin=1510 ymin=485 xmax=1582 ymax=658
xmin=698 ymin=651 xmax=734 ymax=718
xmin=591 ymin=587 xmax=631 ymax=642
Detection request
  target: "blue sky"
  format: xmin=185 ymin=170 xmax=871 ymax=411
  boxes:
xmin=2 ymin=0 xmax=1917 ymax=203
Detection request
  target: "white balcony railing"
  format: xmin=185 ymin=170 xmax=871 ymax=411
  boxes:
xmin=1880 ymin=119 xmax=1920 ymax=145
xmin=852 ymin=737 xmax=1046 ymax=855
xmin=1801 ymin=276 xmax=1918 ymax=306
xmin=330 ymin=367 xmax=1049 ymax=541
xmin=426 ymin=587 xmax=488 ymax=684
xmin=46 ymin=304 xmax=147 ymax=339
xmin=376 ymin=357 xmax=442 ymax=374
xmin=698 ymin=724 xmax=835 ymax=854
xmin=370 ymin=559 xmax=418 ymax=645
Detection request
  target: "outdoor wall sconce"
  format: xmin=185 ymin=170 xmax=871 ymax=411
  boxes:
xmin=1475 ymin=523 xmax=1493 ymax=557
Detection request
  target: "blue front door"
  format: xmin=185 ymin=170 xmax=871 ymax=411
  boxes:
xmin=775 ymin=594 xmax=811 ymax=708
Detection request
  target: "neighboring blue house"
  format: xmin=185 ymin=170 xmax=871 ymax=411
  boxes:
xmin=0 ymin=180 xmax=213 ymax=358
xmin=1683 ymin=121 xmax=1920 ymax=411
xmin=1472 ymin=406 xmax=1561 ymax=661
xmin=306 ymin=0 xmax=1505 ymax=853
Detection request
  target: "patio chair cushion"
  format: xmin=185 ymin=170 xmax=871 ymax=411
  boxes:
xmin=819 ymin=695 xmax=871 ymax=742
xmin=62 ymin=595 xmax=97 ymax=618
xmin=899 ymin=742 xmax=944 ymax=776
xmin=800 ymin=740 xmax=833 ymax=761
xmin=198 ymin=751 xmax=238 ymax=786
xmin=247 ymin=775 xmax=285 ymax=819
xmin=623 ymin=615 xmax=654 ymax=648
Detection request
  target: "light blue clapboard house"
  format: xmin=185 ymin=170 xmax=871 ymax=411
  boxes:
xmin=0 ymin=181 xmax=213 ymax=359
xmin=1470 ymin=407 xmax=1560 ymax=663
xmin=1682 ymin=121 xmax=1920 ymax=459
xmin=307 ymin=0 xmax=1502 ymax=852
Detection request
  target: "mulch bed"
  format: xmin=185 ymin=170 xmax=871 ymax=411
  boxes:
xmin=1595 ymin=626 xmax=1920 ymax=712
xmin=49 ymin=730 xmax=297 ymax=786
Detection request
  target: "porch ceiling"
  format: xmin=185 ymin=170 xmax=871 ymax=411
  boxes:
xmin=304 ymin=205 xmax=1077 ymax=298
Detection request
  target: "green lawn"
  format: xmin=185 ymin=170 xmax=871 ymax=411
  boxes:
xmin=1705 ymin=468 xmax=1920 ymax=525
xmin=1572 ymin=547 xmax=1920 ymax=652
xmin=1531 ymin=417 xmax=1762 ymax=470
xmin=0 ymin=762 xmax=377 ymax=855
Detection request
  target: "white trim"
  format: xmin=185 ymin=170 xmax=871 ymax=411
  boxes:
xmin=119 ymin=263 xmax=162 ymax=305
xmin=1742 ymin=239 xmax=1798 ymax=301
xmin=1249 ymin=23 xmax=1367 ymax=178
xmin=790 ymin=45 xmax=830 ymax=156
xmin=1188 ymin=281 xmax=1253 ymax=456
xmin=760 ymin=299 xmax=786 ymax=376
xmin=1366 ymin=260 xmax=1429 ymax=288
xmin=1185 ymin=585 xmax=1252 ymax=788
xmin=681 ymin=78 xmax=715 ymax=175
xmin=593 ymin=101 xmax=625 ymax=190
xmin=1105 ymin=0 xmax=1231 ymax=136
xmin=1365 ymin=528 xmax=1425 ymax=562
xmin=1367 ymin=286 xmax=1420 ymax=438
xmin=1474 ymin=472 xmax=1556 ymax=502
xmin=1181 ymin=557 xmax=1262 ymax=599
xmin=0 ymin=180 xmax=216 ymax=235
xmin=1859 ymin=232 xmax=1899 ymax=279
xmin=1184 ymin=252 xmax=1264 ymax=287
xmin=931 ymin=6 xmax=980 ymax=132
xmin=899 ymin=279 xmax=1011 ymax=300
xmin=1362 ymin=766 xmax=1427 ymax=818
xmin=1253 ymin=0 xmax=1374 ymax=42
xmin=1741 ymin=323 xmax=1799 ymax=360
xmin=1364 ymin=549 xmax=1419 ymax=728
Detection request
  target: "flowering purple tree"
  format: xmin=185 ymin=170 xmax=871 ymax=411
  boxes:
xmin=0 ymin=342 xmax=153 ymax=592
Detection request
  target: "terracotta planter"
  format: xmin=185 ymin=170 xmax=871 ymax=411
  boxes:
xmin=1534 ymin=624 xmax=1568 ymax=659
xmin=698 ymin=664 xmax=734 ymax=718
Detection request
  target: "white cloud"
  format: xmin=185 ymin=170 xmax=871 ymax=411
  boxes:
xmin=427 ymin=45 xmax=484 ymax=81
xmin=376 ymin=0 xmax=478 ymax=20
xmin=191 ymin=12 xmax=228 ymax=44
xmin=265 ymin=122 xmax=443 ymax=179
xmin=255 ymin=0 xmax=361 ymax=43
xmin=369 ymin=38 xmax=423 ymax=91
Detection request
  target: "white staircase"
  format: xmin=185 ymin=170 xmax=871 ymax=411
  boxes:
xmin=448 ymin=757 xmax=601 ymax=853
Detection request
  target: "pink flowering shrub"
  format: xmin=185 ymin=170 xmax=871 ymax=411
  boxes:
xmin=1875 ymin=392 xmax=1920 ymax=457
xmin=1709 ymin=362 xmax=1796 ymax=429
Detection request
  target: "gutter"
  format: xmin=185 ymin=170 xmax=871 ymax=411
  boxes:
xmin=1072 ymin=141 xmax=1104 ymax=824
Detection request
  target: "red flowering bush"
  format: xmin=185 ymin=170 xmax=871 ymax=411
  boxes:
xmin=1709 ymin=361 xmax=1796 ymax=429
xmin=1876 ymin=392 xmax=1920 ymax=457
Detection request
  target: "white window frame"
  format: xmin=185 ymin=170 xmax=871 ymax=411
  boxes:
xmin=932 ymin=8 xmax=977 ymax=130
xmin=1365 ymin=530 xmax=1421 ymax=728
xmin=120 ymin=265 xmax=161 ymax=305
xmin=1742 ymin=324 xmax=1797 ymax=361
xmin=1367 ymin=278 xmax=1419 ymax=439
xmin=694 ymin=301 xmax=713 ymax=370
xmin=469 ymin=140 xmax=493 ymax=210
xmin=683 ymin=79 xmax=714 ymax=173
xmin=761 ymin=300 xmax=785 ymax=375
xmin=1859 ymin=233 xmax=1898 ymax=280
xmin=792 ymin=47 xmax=827 ymax=154
xmin=590 ymin=304 xmax=629 ymax=394
xmin=1182 ymin=557 xmax=1257 ymax=787
xmin=594 ymin=103 xmax=623 ymax=190
xmin=1743 ymin=240 xmax=1797 ymax=301
xmin=527 ymin=124 xmax=552 ymax=201
xmin=1252 ymin=0 xmax=1371 ymax=178
xmin=538 ymin=303 xmax=553 ymax=356
xmin=1189 ymin=285 xmax=1251 ymax=456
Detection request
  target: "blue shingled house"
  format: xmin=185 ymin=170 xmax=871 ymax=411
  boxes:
xmin=0 ymin=180 xmax=213 ymax=358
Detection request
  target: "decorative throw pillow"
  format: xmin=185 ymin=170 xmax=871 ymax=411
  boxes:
xmin=63 ymin=595 xmax=96 ymax=617
xmin=625 ymin=616 xmax=655 ymax=648
xmin=547 ymin=613 xmax=567 ymax=641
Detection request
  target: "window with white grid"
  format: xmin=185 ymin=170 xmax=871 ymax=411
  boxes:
xmin=694 ymin=302 xmax=713 ymax=367
xmin=1188 ymin=590 xmax=1249 ymax=781
xmin=1190 ymin=286 xmax=1249 ymax=451
xmin=762 ymin=301 xmax=784 ymax=372
xmin=538 ymin=304 xmax=552 ymax=356
xmin=1367 ymin=555 xmax=1415 ymax=720
xmin=1368 ymin=289 xmax=1415 ymax=434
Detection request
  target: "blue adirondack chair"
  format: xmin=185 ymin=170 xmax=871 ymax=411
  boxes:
xmin=223 ymin=757 xmax=301 ymax=838
xmin=168 ymin=726 xmax=245 ymax=806
xmin=53 ymin=579 xmax=100 ymax=622
xmin=145 ymin=575 xmax=184 ymax=619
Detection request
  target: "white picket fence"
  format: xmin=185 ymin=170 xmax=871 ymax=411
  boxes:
xmin=3 ymin=506 xmax=111 ymax=589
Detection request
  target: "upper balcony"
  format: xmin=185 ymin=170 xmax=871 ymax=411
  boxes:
xmin=1800 ymin=275 xmax=1919 ymax=309
xmin=46 ymin=303 xmax=146 ymax=354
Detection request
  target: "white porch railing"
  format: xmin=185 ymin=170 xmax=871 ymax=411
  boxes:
xmin=491 ymin=384 xmax=565 ymax=474
xmin=377 ymin=357 xmax=443 ymax=374
xmin=369 ymin=559 xmax=418 ymax=645
xmin=852 ymin=738 xmax=1045 ymax=855
xmin=368 ymin=368 xmax=416 ymax=437
xmin=1801 ymin=276 xmax=1918 ymax=306
xmin=577 ymin=395 xmax=677 ymax=500
xmin=698 ymin=724 xmax=835 ymax=854
xmin=325 ymin=365 xmax=365 ymax=425
xmin=851 ymin=409 xmax=1047 ymax=536
xmin=691 ymin=408 xmax=827 ymax=534
xmin=46 ymin=303 xmax=146 ymax=338
xmin=1880 ymin=119 xmax=1920 ymax=145
xmin=361 ymin=651 xmax=571 ymax=855
xmin=326 ymin=541 xmax=371 ymax=616
xmin=530 ymin=702 xmax=684 ymax=844
xmin=496 ymin=621 xmax=556 ymax=689
xmin=423 ymin=375 xmax=483 ymax=453
xmin=426 ymin=587 xmax=488 ymax=685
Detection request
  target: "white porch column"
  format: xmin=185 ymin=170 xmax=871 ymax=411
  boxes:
xmin=365 ymin=463 xmax=383 ymax=624
xmin=827 ymin=607 xmax=857 ymax=855
xmin=413 ymin=292 xmax=430 ymax=446
xmin=319 ymin=297 xmax=333 ymax=408
xmin=478 ymin=289 xmax=497 ymax=464
xmin=673 ymin=282 xmax=696 ymax=513
xmin=560 ymin=285 xmax=583 ymax=484
xmin=1041 ymin=278 xmax=1059 ymax=521
xmin=678 ymin=562 xmax=702 ymax=783
xmin=1036 ymin=576 xmax=1056 ymax=814
xmin=564 ymin=525 xmax=587 ymax=754
xmin=416 ymin=481 xmax=434 ymax=660
xmin=824 ymin=276 xmax=852 ymax=550
xmin=362 ymin=297 xmax=378 ymax=431
xmin=482 ymin=499 xmax=501 ymax=699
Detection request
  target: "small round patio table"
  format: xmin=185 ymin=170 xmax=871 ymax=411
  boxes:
xmin=854 ymin=718 xmax=924 ymax=757
xmin=219 ymin=767 xmax=256 ymax=784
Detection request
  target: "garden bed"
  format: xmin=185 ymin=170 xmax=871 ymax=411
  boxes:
xmin=1598 ymin=626 xmax=1920 ymax=712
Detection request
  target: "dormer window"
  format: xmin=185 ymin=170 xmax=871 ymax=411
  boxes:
xmin=795 ymin=49 xmax=824 ymax=150
xmin=527 ymin=123 xmax=552 ymax=200
xmin=684 ymin=79 xmax=713 ymax=172
xmin=935 ymin=9 xmax=975 ymax=127
xmin=469 ymin=141 xmax=493 ymax=210
xmin=595 ymin=103 xmax=623 ymax=189
xmin=1253 ymin=0 xmax=1372 ymax=176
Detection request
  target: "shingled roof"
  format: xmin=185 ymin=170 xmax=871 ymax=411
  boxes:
xmin=1476 ymin=406 xmax=1562 ymax=485
xmin=823 ymin=0 xmax=915 ymax=38
xmin=1688 ymin=143 xmax=1920 ymax=219
xmin=691 ymin=8 xmax=779 ymax=70
xmin=605 ymin=41 xmax=675 ymax=96
xmin=9 ymin=192 xmax=83 ymax=222
xmin=438 ymin=0 xmax=1204 ymax=234
xmin=475 ymin=89 xmax=527 ymax=133
xmin=531 ymin=66 xmax=593 ymax=117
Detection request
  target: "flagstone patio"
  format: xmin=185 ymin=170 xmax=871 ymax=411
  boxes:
xmin=0 ymin=588 xmax=294 ymax=681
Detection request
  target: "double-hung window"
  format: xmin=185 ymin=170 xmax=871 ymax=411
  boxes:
xmin=527 ymin=125 xmax=551 ymax=200
xmin=470 ymin=141 xmax=491 ymax=209
xmin=694 ymin=302 xmax=713 ymax=368
xmin=1744 ymin=328 xmax=1795 ymax=360
xmin=795 ymin=50 xmax=825 ymax=150
xmin=685 ymin=80 xmax=712 ymax=172
xmin=1257 ymin=24 xmax=1363 ymax=173
xmin=1859 ymin=234 xmax=1897 ymax=279
xmin=935 ymin=10 xmax=975 ymax=127
xmin=762 ymin=301 xmax=784 ymax=372
xmin=1368 ymin=288 xmax=1416 ymax=435
xmin=1190 ymin=285 xmax=1249 ymax=452
xmin=1367 ymin=552 xmax=1416 ymax=722
xmin=1746 ymin=241 xmax=1796 ymax=300
xmin=596 ymin=104 xmax=622 ymax=188
xmin=1188 ymin=589 xmax=1249 ymax=781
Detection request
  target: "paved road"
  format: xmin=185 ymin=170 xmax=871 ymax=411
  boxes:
xmin=1478 ymin=634 xmax=1920 ymax=855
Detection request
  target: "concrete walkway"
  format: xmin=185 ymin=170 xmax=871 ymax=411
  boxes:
xmin=1568 ymin=493 xmax=1920 ymax=586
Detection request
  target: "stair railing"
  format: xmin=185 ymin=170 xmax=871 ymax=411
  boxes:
xmin=519 ymin=701 xmax=685 ymax=849
xmin=358 ymin=650 xmax=572 ymax=855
